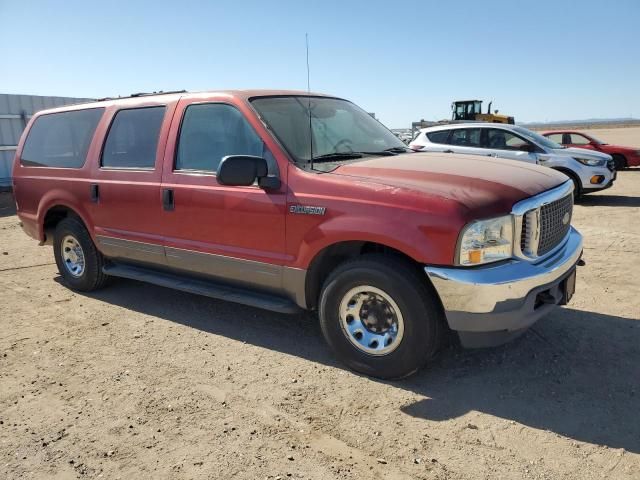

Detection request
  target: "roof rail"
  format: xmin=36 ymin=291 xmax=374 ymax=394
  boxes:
xmin=95 ymin=90 xmax=187 ymax=102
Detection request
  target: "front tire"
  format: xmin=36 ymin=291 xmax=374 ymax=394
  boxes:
xmin=318 ymin=255 xmax=444 ymax=379
xmin=53 ymin=217 xmax=109 ymax=291
xmin=612 ymin=154 xmax=627 ymax=171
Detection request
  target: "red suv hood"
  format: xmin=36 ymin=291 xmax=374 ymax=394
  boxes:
xmin=334 ymin=152 xmax=568 ymax=216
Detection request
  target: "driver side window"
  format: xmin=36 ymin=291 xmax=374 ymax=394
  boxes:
xmin=486 ymin=129 xmax=530 ymax=151
xmin=569 ymin=133 xmax=590 ymax=145
xmin=175 ymin=103 xmax=266 ymax=173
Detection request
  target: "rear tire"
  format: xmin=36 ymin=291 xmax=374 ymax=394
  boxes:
xmin=53 ymin=217 xmax=110 ymax=291
xmin=318 ymin=254 xmax=444 ymax=379
xmin=612 ymin=154 xmax=627 ymax=171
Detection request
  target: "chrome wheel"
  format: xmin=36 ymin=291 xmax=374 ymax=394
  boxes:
xmin=61 ymin=234 xmax=85 ymax=277
xmin=339 ymin=286 xmax=404 ymax=356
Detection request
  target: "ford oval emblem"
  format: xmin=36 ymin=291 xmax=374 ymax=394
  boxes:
xmin=562 ymin=212 xmax=570 ymax=225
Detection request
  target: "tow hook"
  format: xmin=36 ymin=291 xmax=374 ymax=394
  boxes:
xmin=577 ymin=251 xmax=586 ymax=267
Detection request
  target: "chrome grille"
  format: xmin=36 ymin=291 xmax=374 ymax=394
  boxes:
xmin=537 ymin=195 xmax=573 ymax=255
xmin=513 ymin=181 xmax=574 ymax=260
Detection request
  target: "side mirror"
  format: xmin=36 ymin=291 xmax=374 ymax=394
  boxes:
xmin=519 ymin=143 xmax=536 ymax=153
xmin=217 ymin=155 xmax=280 ymax=189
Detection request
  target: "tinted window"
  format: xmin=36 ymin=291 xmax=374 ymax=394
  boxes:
xmin=426 ymin=130 xmax=450 ymax=144
xmin=546 ymin=133 xmax=564 ymax=144
xmin=486 ymin=129 xmax=529 ymax=150
xmin=176 ymin=103 xmax=264 ymax=172
xmin=101 ymin=107 xmax=165 ymax=169
xmin=21 ymin=108 xmax=104 ymax=168
xmin=449 ymin=128 xmax=481 ymax=147
xmin=570 ymin=133 xmax=590 ymax=145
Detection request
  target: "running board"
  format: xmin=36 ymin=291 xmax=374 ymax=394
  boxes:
xmin=102 ymin=264 xmax=301 ymax=314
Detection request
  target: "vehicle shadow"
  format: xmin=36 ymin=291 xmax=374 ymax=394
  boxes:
xmin=75 ymin=277 xmax=640 ymax=453
xmin=0 ymin=192 xmax=17 ymax=218
xmin=578 ymin=194 xmax=640 ymax=207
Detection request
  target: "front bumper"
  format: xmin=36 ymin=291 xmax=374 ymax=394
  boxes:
xmin=425 ymin=227 xmax=583 ymax=348
xmin=580 ymin=166 xmax=615 ymax=191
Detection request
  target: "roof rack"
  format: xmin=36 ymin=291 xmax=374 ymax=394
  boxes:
xmin=95 ymin=90 xmax=187 ymax=102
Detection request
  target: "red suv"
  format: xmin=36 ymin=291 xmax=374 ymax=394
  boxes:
xmin=12 ymin=90 xmax=584 ymax=379
xmin=542 ymin=130 xmax=640 ymax=170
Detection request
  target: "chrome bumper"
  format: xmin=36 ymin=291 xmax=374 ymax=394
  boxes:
xmin=425 ymin=227 xmax=583 ymax=347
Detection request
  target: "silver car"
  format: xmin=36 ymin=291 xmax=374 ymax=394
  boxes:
xmin=410 ymin=123 xmax=615 ymax=198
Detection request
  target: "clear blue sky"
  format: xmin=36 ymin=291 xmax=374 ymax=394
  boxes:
xmin=1 ymin=0 xmax=638 ymax=128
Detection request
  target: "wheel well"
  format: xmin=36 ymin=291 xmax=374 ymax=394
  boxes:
xmin=42 ymin=206 xmax=79 ymax=244
xmin=552 ymin=168 xmax=581 ymax=191
xmin=611 ymin=153 xmax=627 ymax=167
xmin=304 ymin=241 xmax=422 ymax=310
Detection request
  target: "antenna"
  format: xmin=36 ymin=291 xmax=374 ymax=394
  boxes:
xmin=306 ymin=33 xmax=313 ymax=170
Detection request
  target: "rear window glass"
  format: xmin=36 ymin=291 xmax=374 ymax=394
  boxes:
xmin=21 ymin=108 xmax=104 ymax=168
xmin=426 ymin=130 xmax=450 ymax=144
xmin=101 ymin=107 xmax=166 ymax=169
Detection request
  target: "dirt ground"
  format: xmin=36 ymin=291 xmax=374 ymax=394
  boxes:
xmin=1 ymin=128 xmax=639 ymax=479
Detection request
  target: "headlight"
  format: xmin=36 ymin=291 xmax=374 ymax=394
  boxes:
xmin=574 ymin=157 xmax=606 ymax=167
xmin=458 ymin=215 xmax=513 ymax=266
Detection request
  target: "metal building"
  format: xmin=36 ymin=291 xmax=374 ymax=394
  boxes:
xmin=0 ymin=94 xmax=93 ymax=188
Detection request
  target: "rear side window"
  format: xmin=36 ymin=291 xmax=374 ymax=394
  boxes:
xmin=426 ymin=130 xmax=450 ymax=144
xmin=101 ymin=107 xmax=166 ymax=169
xmin=21 ymin=108 xmax=104 ymax=168
xmin=175 ymin=103 xmax=264 ymax=173
xmin=546 ymin=133 xmax=564 ymax=144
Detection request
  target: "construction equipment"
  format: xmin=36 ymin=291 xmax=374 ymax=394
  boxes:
xmin=451 ymin=100 xmax=514 ymax=124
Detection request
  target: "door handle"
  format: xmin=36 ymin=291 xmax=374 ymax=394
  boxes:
xmin=443 ymin=150 xmax=454 ymax=153
xmin=90 ymin=183 xmax=99 ymax=203
xmin=162 ymin=188 xmax=174 ymax=211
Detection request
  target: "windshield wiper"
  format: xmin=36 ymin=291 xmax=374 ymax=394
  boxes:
xmin=354 ymin=147 xmax=410 ymax=156
xmin=312 ymin=152 xmax=364 ymax=162
xmin=384 ymin=147 xmax=410 ymax=153
xmin=312 ymin=146 xmax=409 ymax=163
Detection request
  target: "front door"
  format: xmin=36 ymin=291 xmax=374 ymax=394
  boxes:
xmin=483 ymin=128 xmax=538 ymax=164
xmin=565 ymin=132 xmax=597 ymax=151
xmin=159 ymin=98 xmax=288 ymax=293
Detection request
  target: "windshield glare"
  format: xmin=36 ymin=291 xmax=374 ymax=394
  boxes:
xmin=250 ymin=96 xmax=406 ymax=165
xmin=512 ymin=126 xmax=563 ymax=150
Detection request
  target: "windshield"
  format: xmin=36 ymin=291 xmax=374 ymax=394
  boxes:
xmin=250 ymin=96 xmax=407 ymax=167
xmin=512 ymin=126 xmax=564 ymax=150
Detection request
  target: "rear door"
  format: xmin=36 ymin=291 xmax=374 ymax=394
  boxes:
xmin=158 ymin=97 xmax=288 ymax=293
xmin=443 ymin=128 xmax=484 ymax=156
xmin=88 ymin=101 xmax=176 ymax=265
xmin=483 ymin=128 xmax=538 ymax=164
xmin=418 ymin=129 xmax=451 ymax=152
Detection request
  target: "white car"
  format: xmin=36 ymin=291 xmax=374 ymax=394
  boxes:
xmin=410 ymin=123 xmax=615 ymax=198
